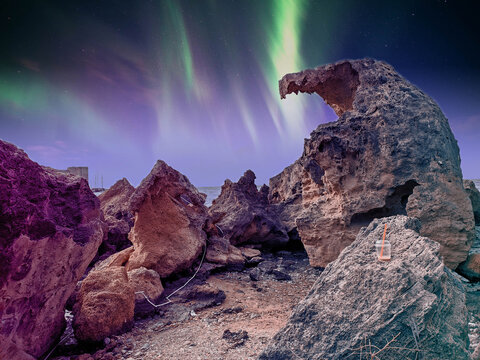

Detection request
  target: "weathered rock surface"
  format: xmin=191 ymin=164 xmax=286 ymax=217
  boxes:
xmin=128 ymin=266 xmax=164 ymax=316
xmin=127 ymin=160 xmax=208 ymax=277
xmin=72 ymin=266 xmax=134 ymax=342
xmin=209 ymin=170 xmax=288 ymax=248
xmin=205 ymin=235 xmax=245 ymax=267
xmin=260 ymin=216 xmax=469 ymax=360
xmin=457 ymin=227 xmax=480 ymax=281
xmin=465 ymin=179 xmax=480 ymax=225
xmin=271 ymin=58 xmax=475 ymax=268
xmin=268 ymin=160 xmax=303 ymax=234
xmin=96 ymin=178 xmax=135 ymax=261
xmin=0 ymin=140 xmax=103 ymax=359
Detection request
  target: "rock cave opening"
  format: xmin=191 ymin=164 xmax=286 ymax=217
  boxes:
xmin=350 ymin=180 xmax=419 ymax=227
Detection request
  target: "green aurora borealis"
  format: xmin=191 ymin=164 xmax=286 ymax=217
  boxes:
xmin=1 ymin=0 xmax=479 ymax=186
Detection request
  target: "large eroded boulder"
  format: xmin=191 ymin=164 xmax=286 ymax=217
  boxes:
xmin=96 ymin=178 xmax=135 ymax=261
xmin=72 ymin=266 xmax=134 ymax=342
xmin=209 ymin=170 xmax=288 ymax=247
xmin=260 ymin=216 xmax=469 ymax=360
xmin=271 ymin=58 xmax=475 ymax=268
xmin=126 ymin=160 xmax=208 ymax=277
xmin=0 ymin=140 xmax=103 ymax=359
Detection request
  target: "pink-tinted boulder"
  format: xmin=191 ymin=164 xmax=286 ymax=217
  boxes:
xmin=95 ymin=178 xmax=135 ymax=262
xmin=72 ymin=266 xmax=134 ymax=342
xmin=0 ymin=140 xmax=103 ymax=359
xmin=126 ymin=160 xmax=208 ymax=277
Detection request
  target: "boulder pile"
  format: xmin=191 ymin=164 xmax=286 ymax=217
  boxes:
xmin=73 ymin=160 xmax=210 ymax=340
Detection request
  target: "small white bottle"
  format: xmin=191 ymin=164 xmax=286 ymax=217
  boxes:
xmin=376 ymin=238 xmax=391 ymax=261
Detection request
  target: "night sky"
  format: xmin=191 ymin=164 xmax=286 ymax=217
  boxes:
xmin=1 ymin=0 xmax=479 ymax=187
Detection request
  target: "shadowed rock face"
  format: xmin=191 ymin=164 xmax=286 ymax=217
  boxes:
xmin=127 ymin=160 xmax=208 ymax=278
xmin=0 ymin=140 xmax=103 ymax=359
xmin=96 ymin=178 xmax=135 ymax=262
xmin=464 ymin=180 xmax=480 ymax=225
xmin=209 ymin=170 xmax=288 ymax=248
xmin=260 ymin=216 xmax=469 ymax=360
xmin=271 ymin=58 xmax=475 ymax=269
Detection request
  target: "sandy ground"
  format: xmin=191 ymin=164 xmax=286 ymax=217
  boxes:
xmin=52 ymin=251 xmax=321 ymax=360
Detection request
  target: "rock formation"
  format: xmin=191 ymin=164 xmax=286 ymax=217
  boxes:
xmin=204 ymin=235 xmax=245 ymax=267
xmin=209 ymin=170 xmax=288 ymax=248
xmin=457 ymin=226 xmax=480 ymax=281
xmin=464 ymin=179 xmax=480 ymax=225
xmin=268 ymin=160 xmax=303 ymax=235
xmin=72 ymin=161 xmax=208 ymax=330
xmin=73 ymin=266 xmax=134 ymax=342
xmin=271 ymin=58 xmax=475 ymax=269
xmin=260 ymin=216 xmax=469 ymax=360
xmin=96 ymin=178 xmax=135 ymax=261
xmin=0 ymin=140 xmax=103 ymax=359
xmin=126 ymin=160 xmax=208 ymax=277
xmin=128 ymin=267 xmax=164 ymax=316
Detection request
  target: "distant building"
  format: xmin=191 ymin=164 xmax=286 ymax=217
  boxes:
xmin=66 ymin=167 xmax=88 ymax=180
xmin=57 ymin=166 xmax=89 ymax=182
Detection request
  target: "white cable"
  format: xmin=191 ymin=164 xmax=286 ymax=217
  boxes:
xmin=135 ymin=242 xmax=207 ymax=308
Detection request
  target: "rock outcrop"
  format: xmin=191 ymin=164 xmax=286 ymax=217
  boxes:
xmin=73 ymin=266 xmax=134 ymax=342
xmin=205 ymin=235 xmax=245 ymax=267
xmin=271 ymin=58 xmax=475 ymax=269
xmin=209 ymin=170 xmax=288 ymax=248
xmin=0 ymin=140 xmax=103 ymax=359
xmin=464 ymin=180 xmax=480 ymax=225
xmin=96 ymin=178 xmax=135 ymax=261
xmin=127 ymin=160 xmax=208 ymax=278
xmin=260 ymin=216 xmax=469 ymax=360
xmin=457 ymin=226 xmax=480 ymax=281
xmin=268 ymin=160 xmax=303 ymax=235
xmin=128 ymin=267 xmax=164 ymax=316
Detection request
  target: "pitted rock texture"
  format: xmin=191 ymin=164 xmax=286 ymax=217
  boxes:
xmin=205 ymin=235 xmax=245 ymax=267
xmin=464 ymin=179 xmax=480 ymax=225
xmin=457 ymin=227 xmax=480 ymax=281
xmin=96 ymin=178 xmax=135 ymax=262
xmin=127 ymin=160 xmax=208 ymax=278
xmin=271 ymin=58 xmax=475 ymax=269
xmin=0 ymin=139 xmax=103 ymax=359
xmin=73 ymin=266 xmax=134 ymax=342
xmin=268 ymin=160 xmax=303 ymax=234
xmin=209 ymin=170 xmax=288 ymax=248
xmin=128 ymin=266 xmax=164 ymax=317
xmin=260 ymin=216 xmax=469 ymax=360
